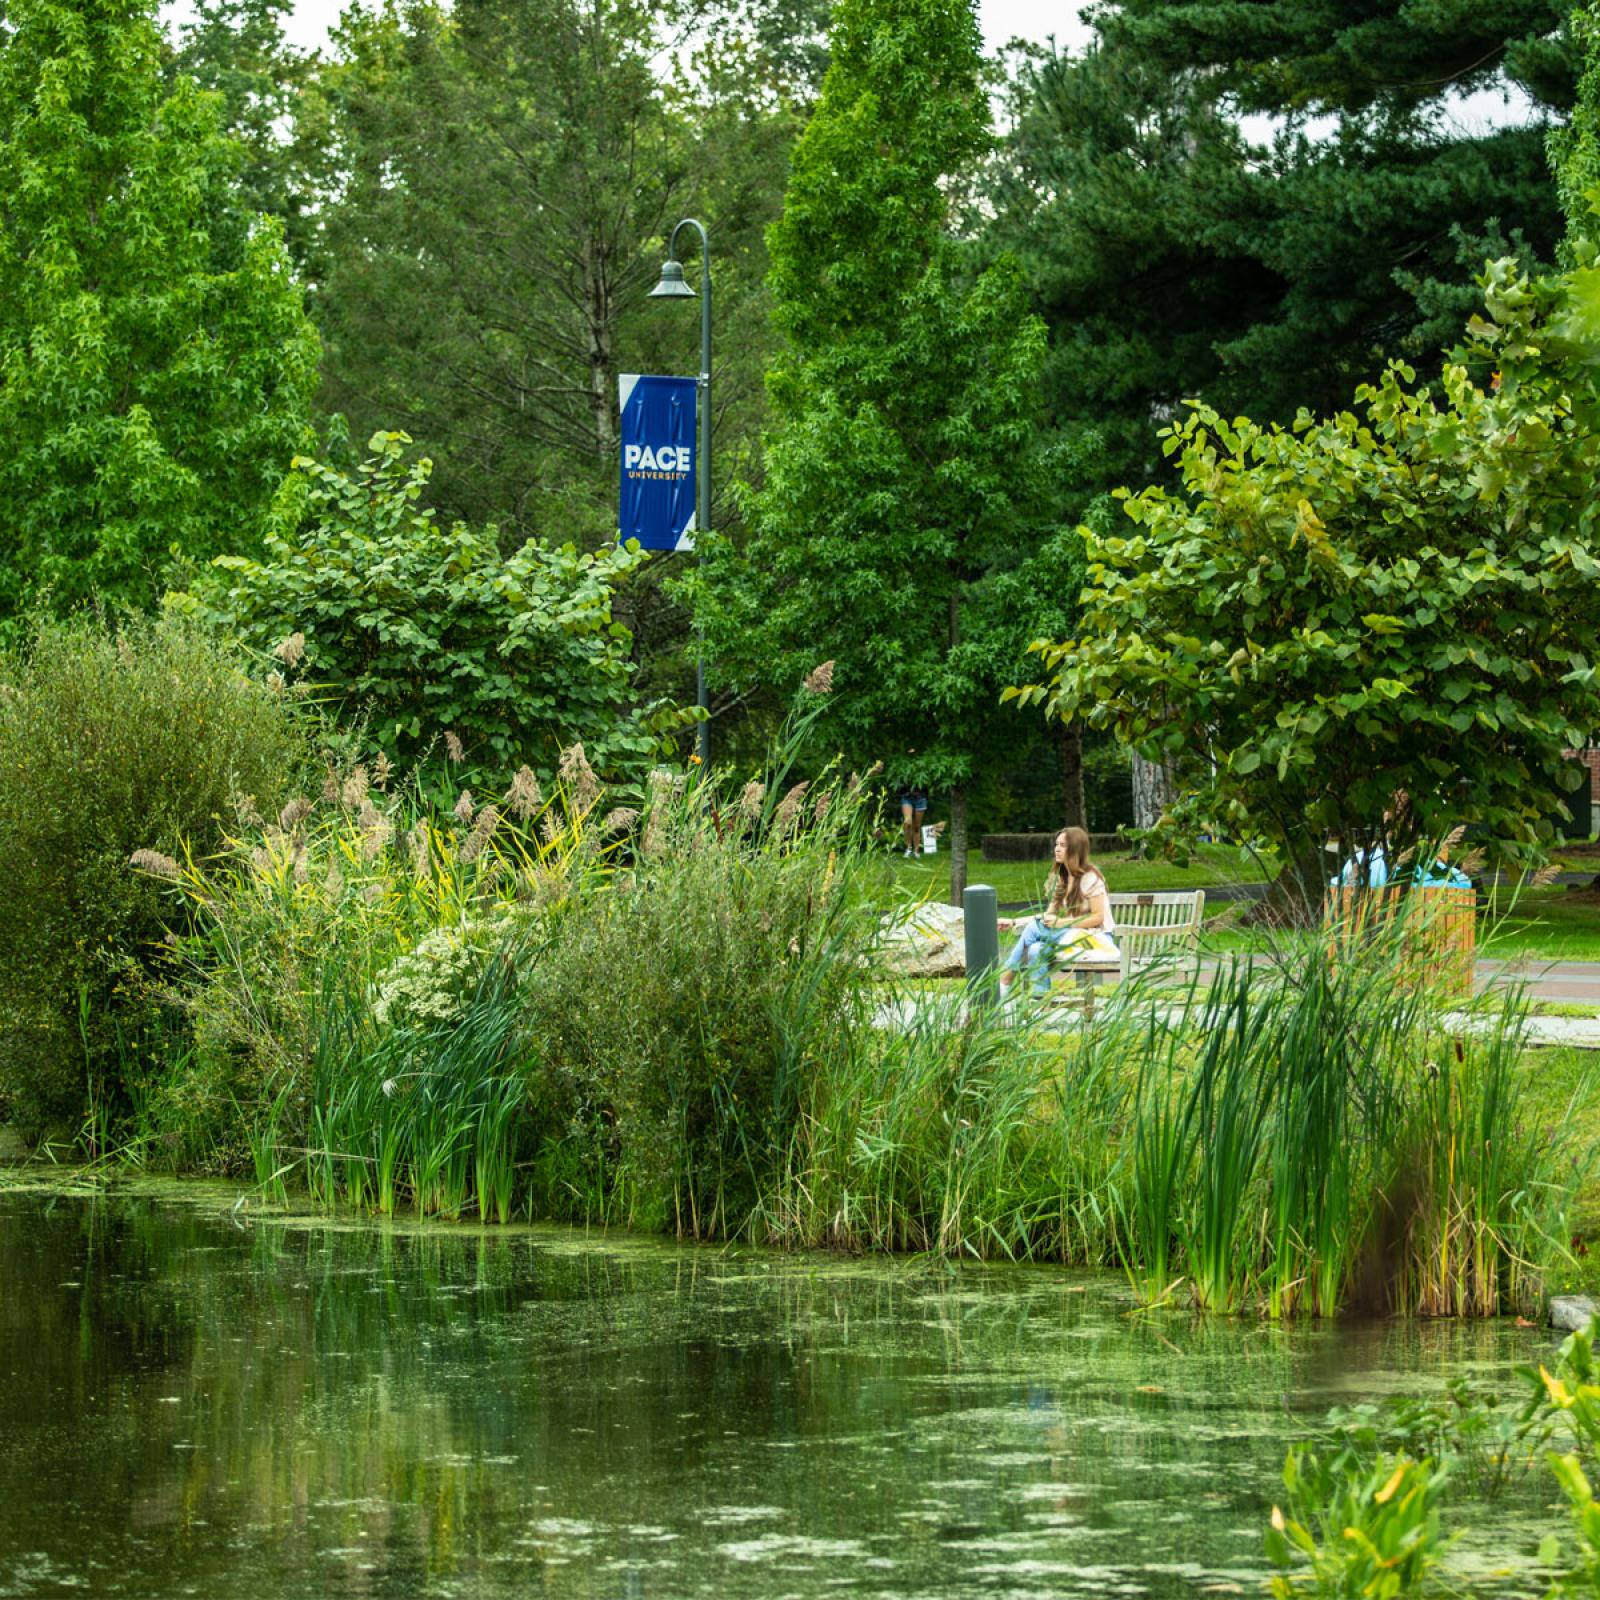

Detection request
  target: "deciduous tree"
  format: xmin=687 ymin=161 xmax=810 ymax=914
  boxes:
xmin=184 ymin=432 xmax=690 ymax=776
xmin=696 ymin=0 xmax=1066 ymax=901
xmin=0 ymin=0 xmax=319 ymax=623
xmin=1012 ymin=261 xmax=1600 ymax=916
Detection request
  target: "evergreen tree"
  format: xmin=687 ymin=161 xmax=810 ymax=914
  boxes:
xmin=697 ymin=0 xmax=1063 ymax=899
xmin=0 ymin=0 xmax=319 ymax=621
xmin=305 ymin=0 xmax=797 ymax=549
xmin=167 ymin=0 xmax=320 ymax=267
xmin=992 ymin=2 xmax=1574 ymax=508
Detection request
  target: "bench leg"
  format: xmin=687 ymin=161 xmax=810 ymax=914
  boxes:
xmin=1074 ymin=967 xmax=1094 ymax=1022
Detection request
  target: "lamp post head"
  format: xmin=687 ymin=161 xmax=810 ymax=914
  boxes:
xmin=648 ymin=257 xmax=697 ymax=299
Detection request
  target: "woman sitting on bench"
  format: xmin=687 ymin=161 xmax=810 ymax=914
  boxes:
xmin=996 ymin=827 xmax=1119 ymax=1000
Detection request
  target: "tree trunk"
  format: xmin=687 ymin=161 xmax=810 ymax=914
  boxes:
xmin=583 ymin=233 xmax=618 ymax=459
xmin=1244 ymin=833 xmax=1329 ymax=929
xmin=1058 ymin=723 xmax=1087 ymax=829
xmin=949 ymin=782 xmax=969 ymax=907
xmin=946 ymin=582 xmax=968 ymax=906
xmin=1131 ymin=751 xmax=1173 ymax=830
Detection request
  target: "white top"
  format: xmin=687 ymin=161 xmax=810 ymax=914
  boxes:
xmin=1051 ymin=867 xmax=1114 ymax=931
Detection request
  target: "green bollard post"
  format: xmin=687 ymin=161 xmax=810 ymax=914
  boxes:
xmin=964 ymin=883 xmax=1000 ymax=1008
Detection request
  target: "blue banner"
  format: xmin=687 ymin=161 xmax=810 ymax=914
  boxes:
xmin=618 ymin=373 xmax=697 ymax=552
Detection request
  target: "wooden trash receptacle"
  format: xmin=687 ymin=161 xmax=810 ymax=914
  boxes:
xmin=1324 ymin=885 xmax=1476 ymax=996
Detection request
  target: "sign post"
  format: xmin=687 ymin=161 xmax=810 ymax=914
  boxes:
xmin=645 ymin=219 xmax=712 ymax=766
xmin=617 ymin=373 xmax=698 ymax=552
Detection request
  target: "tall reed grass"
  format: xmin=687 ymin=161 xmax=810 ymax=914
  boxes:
xmin=752 ymin=898 xmax=1588 ymax=1319
xmin=138 ymin=701 xmax=1589 ymax=1319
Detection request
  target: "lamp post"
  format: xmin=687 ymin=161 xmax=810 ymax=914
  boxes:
xmin=649 ymin=218 xmax=711 ymax=767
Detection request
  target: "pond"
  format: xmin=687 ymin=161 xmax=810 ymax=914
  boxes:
xmin=0 ymin=1181 xmax=1560 ymax=1597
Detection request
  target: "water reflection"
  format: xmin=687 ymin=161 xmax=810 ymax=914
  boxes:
xmin=0 ymin=1185 xmax=1553 ymax=1597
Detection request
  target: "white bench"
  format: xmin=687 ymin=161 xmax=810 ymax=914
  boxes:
xmin=1052 ymin=889 xmax=1207 ymax=1008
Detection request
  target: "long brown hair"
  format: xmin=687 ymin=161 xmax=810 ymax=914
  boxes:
xmin=1048 ymin=826 xmax=1094 ymax=914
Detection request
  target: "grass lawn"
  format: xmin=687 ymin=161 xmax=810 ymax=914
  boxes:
xmin=883 ymin=842 xmax=1271 ymax=908
xmin=1478 ymin=885 xmax=1600 ymax=964
xmin=1522 ymin=1045 xmax=1600 ymax=1299
xmin=1200 ymin=887 xmax=1600 ymax=964
xmin=881 ymin=843 xmax=1600 ymax=963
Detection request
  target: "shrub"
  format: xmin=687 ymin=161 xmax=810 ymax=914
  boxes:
xmin=513 ymin=765 xmax=881 ymax=1236
xmin=0 ymin=616 xmax=301 ymax=1136
xmin=153 ymin=683 xmax=889 ymax=1218
xmin=179 ymin=430 xmax=694 ymax=778
xmin=148 ymin=770 xmax=554 ymax=1172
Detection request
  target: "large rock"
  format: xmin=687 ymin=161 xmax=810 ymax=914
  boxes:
xmin=1550 ymin=1295 xmax=1597 ymax=1333
xmin=880 ymin=902 xmax=967 ymax=978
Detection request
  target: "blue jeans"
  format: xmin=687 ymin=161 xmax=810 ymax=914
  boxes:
xmin=1003 ymin=918 xmax=1072 ymax=997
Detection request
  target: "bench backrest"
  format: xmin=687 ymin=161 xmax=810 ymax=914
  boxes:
xmin=1109 ymin=890 xmax=1206 ymax=978
xmin=1049 ymin=889 xmax=1207 ymax=979
xmin=1108 ymin=889 xmax=1207 ymax=930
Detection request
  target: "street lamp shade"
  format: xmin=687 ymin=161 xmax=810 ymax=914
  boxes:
xmin=648 ymin=257 xmax=697 ymax=299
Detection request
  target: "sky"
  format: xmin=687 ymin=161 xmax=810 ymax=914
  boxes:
xmin=162 ymin=0 xmax=1094 ymax=58
xmin=161 ymin=0 xmax=1531 ymax=139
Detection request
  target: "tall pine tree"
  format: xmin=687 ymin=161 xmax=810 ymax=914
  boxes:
xmin=992 ymin=1 xmax=1574 ymax=509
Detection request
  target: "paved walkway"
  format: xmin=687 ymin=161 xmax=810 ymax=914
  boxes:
xmin=876 ymin=988 xmax=1600 ymax=1048
xmin=1190 ymin=955 xmax=1600 ymax=1005
xmin=1478 ymin=958 xmax=1600 ymax=1003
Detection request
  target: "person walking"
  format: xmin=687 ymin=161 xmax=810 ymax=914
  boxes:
xmin=899 ymin=785 xmax=929 ymax=857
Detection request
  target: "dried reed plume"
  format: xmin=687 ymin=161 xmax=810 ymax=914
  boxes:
xmin=518 ymin=862 xmax=566 ymax=908
xmin=738 ymin=781 xmax=765 ymax=822
xmin=459 ymin=804 xmax=501 ymax=864
xmin=602 ymin=806 xmax=641 ymax=833
xmin=278 ymin=796 xmax=314 ymax=832
xmin=341 ymin=766 xmax=370 ymax=809
xmin=324 ymin=857 xmax=344 ymax=899
xmin=773 ymin=780 xmax=810 ymax=837
xmin=453 ymin=790 xmax=476 ymax=826
xmin=506 ymin=765 xmax=543 ymax=820
xmin=813 ymin=788 xmax=832 ymax=823
xmin=640 ymin=769 xmax=678 ymax=855
xmin=373 ymin=751 xmax=394 ymax=790
xmin=273 ymin=631 xmax=307 ymax=668
xmin=444 ymin=730 xmax=465 ymax=762
xmin=130 ymin=849 xmax=181 ymax=880
xmin=357 ymin=801 xmax=394 ymax=860
xmin=802 ymin=659 xmax=835 ymax=695
xmin=559 ymin=743 xmax=601 ymax=814
xmin=235 ymin=794 xmax=264 ymax=828
xmin=846 ymin=761 xmax=883 ymax=797
xmin=406 ymin=823 xmax=431 ymax=875
xmin=266 ymin=670 xmax=285 ymax=695
xmin=321 ymin=766 xmax=340 ymax=803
